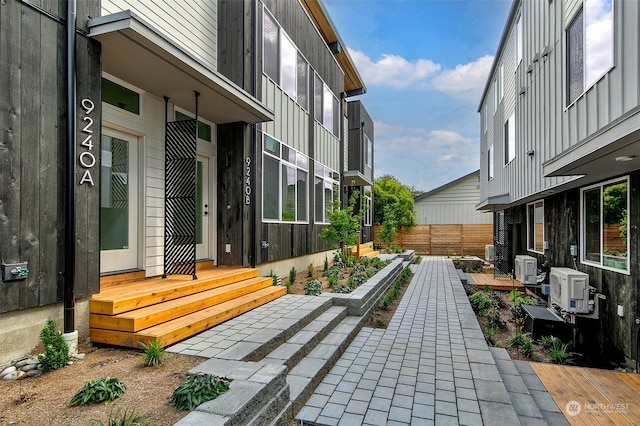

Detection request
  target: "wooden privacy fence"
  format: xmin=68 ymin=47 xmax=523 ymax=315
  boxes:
xmin=374 ymin=224 xmax=494 ymax=258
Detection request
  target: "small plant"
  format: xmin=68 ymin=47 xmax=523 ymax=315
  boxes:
xmin=521 ymin=337 xmax=534 ymax=358
xmin=484 ymin=307 xmax=506 ymax=330
xmin=170 ymin=374 xmax=231 ymax=411
xmin=92 ymin=407 xmax=151 ymax=426
xmin=507 ymin=330 xmax=527 ymax=348
xmin=327 ymin=275 xmax=339 ymax=288
xmin=288 ymin=266 xmax=297 ymax=286
xmin=483 ymin=285 xmax=492 ymax=292
xmin=483 ymin=326 xmax=499 ymax=346
xmin=69 ymin=377 xmax=126 ymax=406
xmin=38 ymin=319 xmax=71 ymax=373
xmin=547 ymin=342 xmax=574 ymax=365
xmin=307 ymin=263 xmax=314 ymax=277
xmin=269 ymin=270 xmax=280 ymax=286
xmin=541 ymin=335 xmax=561 ymax=351
xmin=332 ymin=284 xmax=351 ymax=294
xmin=414 ymin=255 xmax=422 ymax=264
xmin=324 ymin=255 xmax=329 ymax=271
xmin=304 ymin=279 xmax=323 ymax=296
xmin=139 ymin=339 xmax=166 ymax=366
xmin=469 ymin=292 xmax=492 ymax=314
xmin=374 ymin=316 xmax=386 ymax=327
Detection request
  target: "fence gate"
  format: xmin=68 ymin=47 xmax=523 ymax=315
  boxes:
xmin=493 ymin=210 xmax=512 ymax=278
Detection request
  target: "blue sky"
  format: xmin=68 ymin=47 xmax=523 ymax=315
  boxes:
xmin=323 ymin=0 xmax=512 ymax=192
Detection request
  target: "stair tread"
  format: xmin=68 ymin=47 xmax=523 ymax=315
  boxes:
xmin=90 ymin=276 xmax=272 ymax=332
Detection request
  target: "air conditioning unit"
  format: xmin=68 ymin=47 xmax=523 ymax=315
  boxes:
xmin=549 ymin=267 xmax=590 ymax=313
xmin=485 ymin=245 xmax=495 ymax=262
xmin=515 ymin=255 xmax=537 ymax=285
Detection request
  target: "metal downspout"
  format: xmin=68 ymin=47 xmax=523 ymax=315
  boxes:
xmin=64 ymin=0 xmax=77 ymax=334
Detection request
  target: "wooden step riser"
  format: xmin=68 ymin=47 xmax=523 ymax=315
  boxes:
xmin=90 ymin=269 xmax=260 ymax=315
xmin=90 ymin=287 xmax=287 ymax=348
xmin=90 ymin=278 xmax=273 ymax=332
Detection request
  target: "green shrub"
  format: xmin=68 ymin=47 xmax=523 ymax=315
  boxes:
xmin=541 ymin=335 xmax=561 ymax=351
xmin=374 ymin=316 xmax=386 ymax=327
xmin=69 ymin=377 xmax=126 ymax=406
xmin=484 ymin=307 xmax=506 ymax=330
xmin=307 ymin=263 xmax=314 ymax=277
xmin=521 ymin=337 xmax=534 ymax=358
xmin=92 ymin=407 xmax=151 ymax=426
xmin=38 ymin=319 xmax=71 ymax=373
xmin=332 ymin=284 xmax=351 ymax=294
xmin=324 ymin=255 xmax=329 ymax=271
xmin=483 ymin=326 xmax=499 ymax=346
xmin=170 ymin=374 xmax=231 ymax=411
xmin=288 ymin=266 xmax=297 ymax=285
xmin=507 ymin=330 xmax=527 ymax=348
xmin=139 ymin=339 xmax=166 ymax=366
xmin=547 ymin=342 xmax=574 ymax=365
xmin=469 ymin=292 xmax=492 ymax=314
xmin=327 ymin=275 xmax=339 ymax=288
xmin=304 ymin=279 xmax=322 ymax=296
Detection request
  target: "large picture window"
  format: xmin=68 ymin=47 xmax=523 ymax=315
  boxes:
xmin=581 ymin=177 xmax=629 ymax=272
xmin=527 ymin=201 xmax=544 ymax=253
xmin=314 ymin=72 xmax=340 ymax=137
xmin=566 ymin=0 xmax=614 ymax=105
xmin=262 ymin=9 xmax=308 ymax=109
xmin=263 ymin=135 xmax=308 ymax=223
xmin=314 ymin=162 xmax=339 ymax=224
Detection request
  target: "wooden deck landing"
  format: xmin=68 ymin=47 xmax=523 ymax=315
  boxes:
xmin=531 ymin=362 xmax=640 ymax=425
xmin=468 ymin=272 xmax=525 ymax=291
xmin=91 ymin=267 xmax=286 ymax=348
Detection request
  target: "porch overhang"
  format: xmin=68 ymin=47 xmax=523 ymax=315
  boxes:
xmin=476 ymin=193 xmax=511 ymax=212
xmin=88 ymin=10 xmax=274 ymax=125
xmin=343 ymin=170 xmax=372 ymax=187
xmin=543 ymin=107 xmax=640 ymax=183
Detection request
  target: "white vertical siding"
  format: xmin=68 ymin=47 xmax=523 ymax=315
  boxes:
xmin=101 ymin=0 xmax=217 ymax=72
xmin=262 ymin=77 xmax=310 ymax=155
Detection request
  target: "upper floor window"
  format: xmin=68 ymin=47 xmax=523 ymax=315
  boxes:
xmin=102 ymin=77 xmax=140 ymax=115
xmin=364 ymin=133 xmax=373 ymax=167
xmin=581 ymin=176 xmax=629 ymax=273
xmin=516 ymin=15 xmax=523 ymax=66
xmin=504 ymin=112 xmax=515 ymax=164
xmin=566 ymin=0 xmax=613 ymax=105
xmin=487 ymin=143 xmax=494 ymax=180
xmin=314 ymin=73 xmax=340 ymax=137
xmin=263 ymin=9 xmax=308 ymax=110
xmin=527 ymin=200 xmax=544 ymax=253
xmin=263 ymin=135 xmax=308 ymax=223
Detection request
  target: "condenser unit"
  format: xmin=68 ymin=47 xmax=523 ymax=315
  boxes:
xmin=549 ymin=267 xmax=590 ymax=314
xmin=515 ymin=255 xmax=537 ymax=285
xmin=485 ymin=245 xmax=495 ymax=262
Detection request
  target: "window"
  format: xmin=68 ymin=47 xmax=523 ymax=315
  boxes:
xmin=493 ymin=80 xmax=498 ymax=114
xmin=499 ymin=64 xmax=504 ymax=101
xmin=581 ymin=177 xmax=629 ymax=272
xmin=262 ymin=135 xmax=308 ymax=222
xmin=566 ymin=0 xmax=614 ymax=105
xmin=527 ymin=201 xmax=544 ymax=252
xmin=314 ymin=162 xmax=339 ymax=223
xmin=487 ymin=143 xmax=494 ymax=180
xmin=516 ymin=15 xmax=523 ymax=66
xmin=363 ymin=188 xmax=372 ymax=226
xmin=175 ymin=111 xmax=212 ymax=142
xmin=364 ymin=133 xmax=373 ymax=167
xmin=504 ymin=112 xmax=515 ymax=164
xmin=314 ymin=73 xmax=340 ymax=137
xmin=102 ymin=78 xmax=139 ymax=114
xmin=262 ymin=9 xmax=308 ymax=109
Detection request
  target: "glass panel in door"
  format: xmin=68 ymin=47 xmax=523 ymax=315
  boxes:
xmin=196 ymin=156 xmax=210 ymax=260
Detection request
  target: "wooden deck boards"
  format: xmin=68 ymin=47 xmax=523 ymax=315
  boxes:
xmin=468 ymin=272 xmax=525 ymax=291
xmin=530 ymin=362 xmax=640 ymax=425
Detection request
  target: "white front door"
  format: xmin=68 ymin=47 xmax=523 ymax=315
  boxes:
xmin=100 ymin=129 xmax=139 ymax=273
xmin=196 ymin=155 xmax=211 ymax=260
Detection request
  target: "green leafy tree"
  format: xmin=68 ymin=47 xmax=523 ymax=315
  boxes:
xmin=379 ymin=206 xmax=398 ymax=248
xmin=373 ymin=175 xmax=416 ymax=229
xmin=320 ymin=190 xmax=363 ymax=251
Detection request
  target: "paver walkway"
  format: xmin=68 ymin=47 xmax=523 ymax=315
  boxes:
xmin=295 ymin=256 xmax=568 ymax=425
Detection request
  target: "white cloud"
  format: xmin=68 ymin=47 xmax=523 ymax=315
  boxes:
xmin=350 ymin=49 xmax=441 ymax=89
xmin=430 ymin=55 xmax=494 ymax=101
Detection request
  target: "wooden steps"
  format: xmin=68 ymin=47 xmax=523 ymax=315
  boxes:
xmin=351 ymin=244 xmax=379 ymax=258
xmin=90 ymin=268 xmax=286 ymax=348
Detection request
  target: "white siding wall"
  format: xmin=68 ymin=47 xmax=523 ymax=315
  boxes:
xmin=103 ymin=90 xmax=166 ymax=278
xmin=262 ymin=77 xmax=310 ymax=155
xmin=102 ymin=0 xmax=218 ymax=72
xmin=416 ymin=174 xmax=492 ymax=224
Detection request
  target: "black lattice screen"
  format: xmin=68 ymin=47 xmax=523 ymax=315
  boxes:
xmin=493 ymin=210 xmax=513 ymax=278
xmin=164 ymin=119 xmax=197 ymax=279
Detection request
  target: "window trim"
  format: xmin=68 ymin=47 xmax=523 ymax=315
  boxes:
xmin=527 ymin=200 xmax=545 ymax=254
xmin=314 ymin=71 xmax=340 ymax=137
xmin=579 ymin=175 xmax=630 ymax=274
xmin=487 ymin=143 xmax=494 ymax=181
xmin=101 ymin=72 xmax=142 ymax=116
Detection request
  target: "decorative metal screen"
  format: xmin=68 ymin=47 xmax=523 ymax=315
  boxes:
xmin=164 ymin=119 xmax=197 ymax=279
xmin=493 ymin=210 xmax=513 ymax=278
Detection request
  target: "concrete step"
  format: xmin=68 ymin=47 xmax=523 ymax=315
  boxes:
xmin=490 ymin=347 xmax=569 ymax=425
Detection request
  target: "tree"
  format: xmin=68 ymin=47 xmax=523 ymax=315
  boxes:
xmin=373 ymin=175 xmax=416 ymax=229
xmin=320 ymin=190 xmax=363 ymax=251
xmin=378 ymin=205 xmax=398 ymax=249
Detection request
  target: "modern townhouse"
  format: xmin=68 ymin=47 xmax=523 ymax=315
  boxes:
xmin=478 ymin=0 xmax=638 ymax=365
xmin=0 ymin=0 xmax=370 ymax=363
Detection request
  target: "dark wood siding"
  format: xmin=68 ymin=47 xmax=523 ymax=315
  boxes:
xmin=0 ymin=0 xmax=100 ymax=313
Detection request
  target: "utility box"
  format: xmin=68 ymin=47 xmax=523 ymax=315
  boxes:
xmin=2 ymin=262 xmax=29 ymax=282
xmin=522 ymin=304 xmax=569 ymax=340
